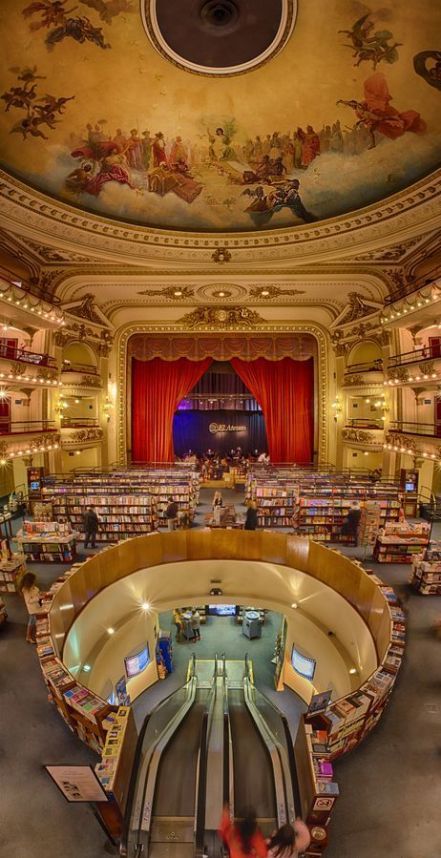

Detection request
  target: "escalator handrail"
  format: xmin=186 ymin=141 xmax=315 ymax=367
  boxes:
xmin=137 ymin=674 xmax=198 ymax=839
xmin=222 ymin=655 xmax=234 ymax=816
xmin=120 ymin=670 xmax=197 ymax=856
xmin=243 ymin=676 xmax=288 ymax=826
xmin=244 ymin=654 xmax=297 ymax=823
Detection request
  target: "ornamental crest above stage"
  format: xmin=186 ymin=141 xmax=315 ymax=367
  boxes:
xmin=0 ymin=1 xmax=440 ymax=233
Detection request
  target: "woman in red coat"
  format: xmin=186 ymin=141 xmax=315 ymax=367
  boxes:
xmin=218 ymin=806 xmax=267 ymax=857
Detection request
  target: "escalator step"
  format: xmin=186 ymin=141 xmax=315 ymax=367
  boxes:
xmin=150 ymin=816 xmax=194 ymax=843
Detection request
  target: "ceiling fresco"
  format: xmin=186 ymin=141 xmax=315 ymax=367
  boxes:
xmin=0 ymin=0 xmax=440 ymax=233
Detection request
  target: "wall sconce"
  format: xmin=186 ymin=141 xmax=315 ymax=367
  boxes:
xmin=103 ymin=396 xmax=113 ymax=422
xmin=332 ymin=397 xmax=342 ymax=422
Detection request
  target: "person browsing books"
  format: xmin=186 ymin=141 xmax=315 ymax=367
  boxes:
xmin=165 ymin=497 xmax=179 ymax=531
xmin=19 ymin=571 xmax=42 ymax=643
xmin=83 ymin=505 xmax=99 ymax=548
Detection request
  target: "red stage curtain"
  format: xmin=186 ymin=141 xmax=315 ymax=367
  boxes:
xmin=231 ymin=357 xmax=314 ymax=462
xmin=131 ymin=357 xmax=212 ymax=462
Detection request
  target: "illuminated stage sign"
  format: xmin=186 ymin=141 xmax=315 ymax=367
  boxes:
xmin=209 ymin=423 xmax=247 ymax=433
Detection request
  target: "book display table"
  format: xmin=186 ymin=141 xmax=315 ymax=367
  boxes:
xmin=16 ymin=521 xmax=79 ymax=563
xmin=373 ymin=521 xmax=430 ymax=563
xmin=0 ymin=556 xmax=26 ymax=592
xmin=411 ymin=543 xmax=441 ymax=595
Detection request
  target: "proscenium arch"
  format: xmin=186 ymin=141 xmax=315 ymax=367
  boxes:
xmin=114 ymin=322 xmax=330 ymax=465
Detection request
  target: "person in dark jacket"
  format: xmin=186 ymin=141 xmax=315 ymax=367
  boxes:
xmin=166 ymin=496 xmax=179 ymax=531
xmin=244 ymin=502 xmax=258 ymax=531
xmin=83 ymin=505 xmax=99 ymax=548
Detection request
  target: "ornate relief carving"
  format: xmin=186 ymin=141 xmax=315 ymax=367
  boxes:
xmin=68 ymin=293 xmax=104 ymax=325
xmin=211 ymin=247 xmax=232 ymax=264
xmin=418 ymin=360 xmax=435 ymax=375
xmin=248 ymin=285 xmax=305 ymax=299
xmin=81 ymin=375 xmax=102 ymax=388
xmin=343 ymin=374 xmax=363 ymax=386
xmin=385 ymin=432 xmax=417 ymax=452
xmin=337 ymin=291 xmax=381 ymax=323
xmin=392 ymin=367 xmax=410 ymax=382
xmin=137 ymin=286 xmax=195 ymax=299
xmin=128 ymin=331 xmax=316 ymax=362
xmin=178 ymin=306 xmax=264 ymax=329
xmin=62 ymin=427 xmax=103 ymax=446
xmin=342 ymin=428 xmax=381 ymax=445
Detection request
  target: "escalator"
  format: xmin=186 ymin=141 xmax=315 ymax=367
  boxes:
xmin=225 ymin=656 xmax=297 ymax=838
xmin=122 ymin=655 xmax=300 ymax=857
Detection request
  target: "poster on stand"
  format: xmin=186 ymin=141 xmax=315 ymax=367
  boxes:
xmin=307 ymin=690 xmax=332 ymax=715
xmin=44 ymin=765 xmax=108 ymax=802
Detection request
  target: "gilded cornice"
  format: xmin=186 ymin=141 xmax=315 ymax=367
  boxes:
xmin=116 ymin=321 xmax=331 ymax=466
xmin=1 ymin=168 xmax=441 ymax=266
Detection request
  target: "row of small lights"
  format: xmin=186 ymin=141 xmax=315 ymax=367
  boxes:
xmin=0 ymin=282 xmax=65 ymax=325
xmin=0 ymin=441 xmax=60 ymax=465
xmin=383 ymin=443 xmax=437 ymax=460
xmin=380 ymin=293 xmax=437 ymax=325
xmin=384 ymin=372 xmax=438 ymax=386
xmin=0 ymin=372 xmax=62 ymax=386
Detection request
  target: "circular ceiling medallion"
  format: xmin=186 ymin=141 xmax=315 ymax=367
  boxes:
xmin=142 ymin=0 xmax=297 ymax=76
xmin=198 ymin=283 xmax=247 ymax=301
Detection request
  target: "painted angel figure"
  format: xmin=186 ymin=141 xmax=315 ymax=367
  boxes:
xmin=337 ymin=72 xmax=426 ymax=149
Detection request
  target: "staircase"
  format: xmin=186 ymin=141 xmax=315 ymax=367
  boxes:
xmin=420 ymin=496 xmax=441 ymax=522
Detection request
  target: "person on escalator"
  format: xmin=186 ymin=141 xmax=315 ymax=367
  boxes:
xmin=267 ymin=821 xmax=311 ymax=857
xmin=218 ymin=805 xmax=267 ymax=857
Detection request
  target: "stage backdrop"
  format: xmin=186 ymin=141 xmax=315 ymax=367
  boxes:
xmin=131 ymin=356 xmax=212 ymax=462
xmin=173 ymin=410 xmax=268 ymax=457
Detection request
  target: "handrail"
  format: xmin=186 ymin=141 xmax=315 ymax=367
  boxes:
xmin=345 ymin=418 xmax=384 ymax=429
xmin=389 ymin=421 xmax=441 ymax=438
xmin=0 ymin=345 xmax=57 ymax=368
xmin=344 ymin=360 xmax=383 ymax=374
xmin=195 ymin=657 xmax=219 ymax=856
xmin=61 ymin=361 xmax=99 ymax=375
xmin=120 ymin=667 xmax=197 ymax=857
xmin=243 ymin=654 xmax=296 ymax=826
xmin=388 ymin=346 xmax=440 ymax=368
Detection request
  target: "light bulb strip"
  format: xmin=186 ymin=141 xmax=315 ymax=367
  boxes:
xmin=0 ymin=279 xmax=65 ymax=326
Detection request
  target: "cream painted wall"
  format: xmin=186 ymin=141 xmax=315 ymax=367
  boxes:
xmin=62 ymin=559 xmax=377 ymax=704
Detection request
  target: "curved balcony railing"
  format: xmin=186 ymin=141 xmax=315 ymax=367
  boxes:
xmin=60 ymin=416 xmax=100 ymax=428
xmin=61 ymin=361 xmax=99 ymax=375
xmin=388 ymin=421 xmax=441 ymax=438
xmin=345 ymin=417 xmax=384 ymax=430
xmin=0 ymin=418 xmax=57 ymax=435
xmin=344 ymin=360 xmax=383 ymax=375
xmin=0 ymin=345 xmax=57 ymax=369
xmin=388 ymin=346 xmax=441 ymax=369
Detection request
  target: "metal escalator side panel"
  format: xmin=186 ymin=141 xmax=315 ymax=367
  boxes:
xmin=122 ymin=671 xmax=197 ymax=857
xmin=140 ymin=675 xmax=198 ymax=836
xmin=243 ymin=678 xmax=288 ymax=828
xmin=204 ymin=675 xmax=227 ymax=832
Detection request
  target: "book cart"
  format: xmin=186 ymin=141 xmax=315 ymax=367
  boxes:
xmin=373 ymin=521 xmax=431 ymax=563
xmin=410 ymin=542 xmax=441 ymax=595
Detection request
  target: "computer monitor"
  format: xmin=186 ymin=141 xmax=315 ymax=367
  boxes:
xmin=291 ymin=645 xmax=316 ymax=680
xmin=124 ymin=644 xmax=150 ymax=678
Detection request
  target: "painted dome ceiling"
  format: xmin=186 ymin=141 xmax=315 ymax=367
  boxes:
xmin=0 ymin=0 xmax=440 ymax=234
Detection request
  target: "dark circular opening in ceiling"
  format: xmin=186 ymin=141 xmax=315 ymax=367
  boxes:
xmin=152 ymin=0 xmax=284 ymax=69
xmin=199 ymin=1 xmax=240 ymax=33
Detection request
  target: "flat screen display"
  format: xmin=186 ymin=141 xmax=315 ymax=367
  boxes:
xmin=405 ymin=481 xmax=415 ymax=492
xmin=208 ymin=604 xmax=236 ymax=616
xmin=291 ymin=645 xmax=316 ymax=680
xmin=124 ymin=645 xmax=150 ymax=678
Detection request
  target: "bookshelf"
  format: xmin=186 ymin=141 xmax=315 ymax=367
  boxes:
xmin=306 ymin=573 xmax=406 ymax=760
xmin=411 ymin=543 xmax=441 ymax=594
xmin=247 ymin=470 xmax=402 ymax=540
xmin=0 ymin=556 xmax=26 ymax=592
xmin=16 ymin=521 xmax=79 ymax=563
xmin=42 ymin=468 xmax=200 ymax=541
xmin=373 ymin=521 xmax=431 ymax=563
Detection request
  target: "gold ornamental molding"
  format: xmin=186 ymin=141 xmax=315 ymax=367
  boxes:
xmin=116 ymin=321 xmax=330 ymax=466
xmin=1 ymin=168 xmax=441 ymax=266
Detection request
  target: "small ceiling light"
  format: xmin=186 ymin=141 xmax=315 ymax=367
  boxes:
xmin=261 ymin=289 xmax=270 ymax=296
xmin=173 ymin=290 xmax=183 ymax=297
xmin=107 ymin=627 xmax=115 ymax=635
xmin=291 ymin=602 xmax=298 ymax=609
xmin=82 ymin=664 xmax=91 ymax=672
xmin=349 ymin=667 xmax=357 ymax=675
xmin=141 ymin=601 xmax=151 ymax=612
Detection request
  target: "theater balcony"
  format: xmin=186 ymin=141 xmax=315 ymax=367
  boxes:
xmin=385 ymin=347 xmax=441 ymax=388
xmin=342 ymin=359 xmax=384 ymax=389
xmin=61 ymin=360 xmax=103 ymax=394
xmin=342 ymin=420 xmax=384 ymax=452
xmin=0 ymin=420 xmax=60 ymax=463
xmin=0 ymin=345 xmax=61 ymax=390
